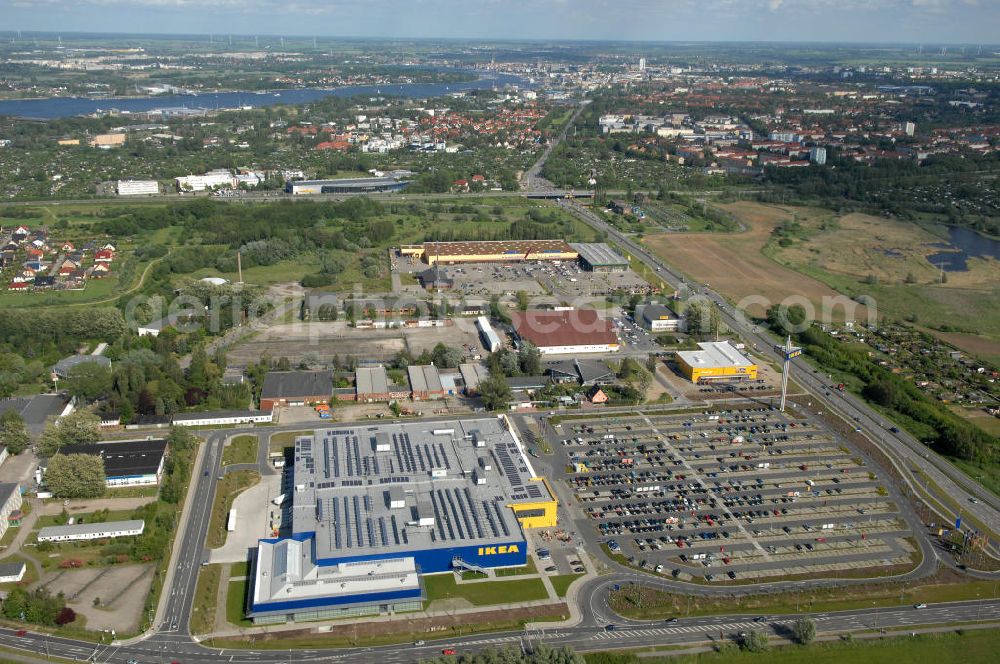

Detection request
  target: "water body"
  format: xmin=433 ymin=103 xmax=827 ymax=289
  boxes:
xmin=926 ymin=226 xmax=1000 ymax=272
xmin=0 ymin=71 xmax=528 ymax=120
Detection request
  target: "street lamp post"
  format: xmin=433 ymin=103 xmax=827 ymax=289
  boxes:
xmin=873 ymin=601 xmax=878 ymax=630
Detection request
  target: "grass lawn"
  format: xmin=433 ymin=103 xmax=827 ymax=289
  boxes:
xmin=0 ymin=502 xmax=30 ymax=549
xmin=550 ymin=573 xmax=585 ymax=599
xmin=103 ymin=485 xmax=160 ymax=499
xmin=33 ymin=508 xmax=135 ymax=530
xmin=190 ymin=564 xmax=222 ymax=635
xmin=204 ymin=606 xmax=569 ymax=650
xmin=495 ymin=557 xmax=537 ymax=577
xmin=269 ymin=430 xmax=310 ymax=455
xmin=610 ymin=575 xmax=1000 ymax=621
xmin=230 ymin=560 xmax=250 ymax=577
xmin=207 ymin=470 xmax=260 ymax=549
xmin=423 ymin=574 xmax=549 ymax=606
xmin=632 ymin=628 xmax=1000 ymax=664
xmin=222 ymin=435 xmax=258 ymax=466
xmin=0 ymin=555 xmax=39 ymax=590
xmin=226 ymin=579 xmax=253 ymax=628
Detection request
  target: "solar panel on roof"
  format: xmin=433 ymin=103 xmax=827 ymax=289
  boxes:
xmin=526 ymin=485 xmax=543 ymax=499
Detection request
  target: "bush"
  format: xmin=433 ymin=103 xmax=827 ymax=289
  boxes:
xmin=793 ymin=617 xmax=816 ymax=645
xmin=54 ymin=607 xmax=76 ymax=626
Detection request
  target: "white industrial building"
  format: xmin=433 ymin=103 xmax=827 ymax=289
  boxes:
xmin=175 ymin=169 xmax=235 ymax=191
xmin=477 ymin=316 xmax=502 ymax=353
xmin=116 ymin=180 xmax=160 ymax=196
xmin=37 ymin=519 xmax=145 ymax=543
xmin=172 ymin=410 xmax=272 ymax=427
xmin=637 ymin=304 xmax=682 ymax=332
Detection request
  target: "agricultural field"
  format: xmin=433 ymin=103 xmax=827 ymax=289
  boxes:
xmin=643 ymin=202 xmax=856 ymax=319
xmin=644 ymin=201 xmax=1000 ymax=362
xmin=765 ymin=210 xmax=1000 ymax=363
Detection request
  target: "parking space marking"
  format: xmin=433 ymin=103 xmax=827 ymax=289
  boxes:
xmin=639 ymin=413 xmax=772 ymax=562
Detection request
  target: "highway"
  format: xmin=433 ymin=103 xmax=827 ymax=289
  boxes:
xmin=0 ymin=415 xmax=994 ymax=664
xmin=2 ymin=107 xmax=998 ymax=659
xmin=556 ymin=197 xmax=1000 ymax=549
xmin=521 ymin=99 xmax=591 ymax=192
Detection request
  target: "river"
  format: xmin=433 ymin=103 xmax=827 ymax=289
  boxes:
xmin=0 ymin=71 xmax=529 ymax=120
xmin=926 ymin=226 xmax=1000 ymax=272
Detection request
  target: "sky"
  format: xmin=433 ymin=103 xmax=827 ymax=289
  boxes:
xmin=1 ymin=0 xmax=997 ymax=45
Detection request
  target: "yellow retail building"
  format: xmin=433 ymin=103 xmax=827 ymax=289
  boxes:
xmin=676 ymin=341 xmax=758 ymax=383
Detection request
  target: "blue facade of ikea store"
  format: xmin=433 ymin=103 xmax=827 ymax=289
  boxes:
xmin=316 ymin=539 xmax=528 ymax=572
xmin=252 ymin=586 xmax=423 ymax=614
xmin=271 ymin=532 xmax=528 ymax=573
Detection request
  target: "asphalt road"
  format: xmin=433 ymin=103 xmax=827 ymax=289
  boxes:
xmin=0 ymin=412 xmax=991 ymax=663
xmin=556 ymin=198 xmax=1000 ymax=550
xmin=2 ymin=594 xmax=999 ymax=664
xmin=521 ymin=100 xmax=591 ymax=192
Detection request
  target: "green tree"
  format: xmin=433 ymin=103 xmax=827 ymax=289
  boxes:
xmin=37 ymin=410 xmax=101 ymax=458
xmin=518 ymin=342 xmax=542 ymax=376
xmin=63 ymin=362 xmax=112 ymax=402
xmin=489 ymin=294 xmax=511 ymax=325
xmin=0 ymin=410 xmax=31 ymax=455
xmin=430 ymin=343 xmax=463 ymax=369
xmin=740 ymin=629 xmax=769 ymax=652
xmin=187 ymin=343 xmax=212 ymax=392
xmin=478 ymin=374 xmax=512 ymax=411
xmin=516 ymin=290 xmax=530 ymax=311
xmin=45 ymin=453 xmax=106 ymax=499
xmin=793 ymin=617 xmax=816 ymax=645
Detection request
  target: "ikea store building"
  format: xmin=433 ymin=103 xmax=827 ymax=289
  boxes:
xmin=249 ymin=417 xmax=557 ymax=624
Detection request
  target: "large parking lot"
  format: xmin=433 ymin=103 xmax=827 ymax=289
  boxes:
xmin=547 ymin=404 xmax=917 ymax=584
xmin=398 ymin=257 xmax=651 ymax=299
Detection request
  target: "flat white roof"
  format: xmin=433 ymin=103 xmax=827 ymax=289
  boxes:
xmin=254 ymin=540 xmax=419 ymax=608
xmin=676 ymin=341 xmax=754 ymax=369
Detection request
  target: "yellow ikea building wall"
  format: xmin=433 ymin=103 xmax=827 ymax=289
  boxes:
xmin=509 ymin=477 xmax=559 ymax=529
xmin=678 ymin=360 xmax=758 ymax=383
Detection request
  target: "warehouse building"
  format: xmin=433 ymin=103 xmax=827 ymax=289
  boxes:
xmin=249 ymin=417 xmax=557 ymax=624
xmin=37 ymin=520 xmax=145 ymax=543
xmin=355 ymin=367 xmax=409 ymax=403
xmin=175 ymin=169 xmax=235 ymax=191
xmin=636 ymin=304 xmax=682 ymax=332
xmin=173 ymin=410 xmax=272 ymax=427
xmin=459 ymin=363 xmax=491 ymax=395
xmin=676 ymin=341 xmax=758 ymax=383
xmin=260 ymin=371 xmax=333 ymax=410
xmin=286 ymin=177 xmax=409 ymax=195
xmin=407 ymin=365 xmax=444 ymax=400
xmin=69 ymin=439 xmax=168 ymax=488
xmin=511 ymin=309 xmax=620 ymax=355
xmin=570 ymin=243 xmax=629 ymax=272
xmin=477 ymin=316 xmax=502 ymax=353
xmin=405 ymin=240 xmax=578 ymax=266
xmin=116 ymin=179 xmax=159 ymax=196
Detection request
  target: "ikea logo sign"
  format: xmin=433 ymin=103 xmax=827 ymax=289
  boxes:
xmin=478 ymin=545 xmax=520 ymax=556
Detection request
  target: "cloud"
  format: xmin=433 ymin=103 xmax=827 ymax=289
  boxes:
xmin=0 ymin=0 xmax=996 ymax=41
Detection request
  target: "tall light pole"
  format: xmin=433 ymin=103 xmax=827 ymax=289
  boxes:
xmin=779 ymin=336 xmax=801 ymax=413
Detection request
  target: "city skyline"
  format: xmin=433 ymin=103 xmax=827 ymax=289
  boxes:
xmin=1 ymin=0 xmax=998 ymax=45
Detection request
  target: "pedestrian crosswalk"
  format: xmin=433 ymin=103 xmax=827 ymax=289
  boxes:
xmin=590 ymin=620 xmax=791 ymax=640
